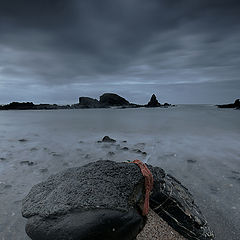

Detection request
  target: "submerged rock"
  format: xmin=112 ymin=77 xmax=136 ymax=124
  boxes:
xmin=121 ymin=147 xmax=129 ymax=151
xmin=18 ymin=138 xmax=28 ymax=142
xmin=20 ymin=160 xmax=35 ymax=166
xmin=22 ymin=160 xmax=214 ymax=240
xmin=101 ymin=136 xmax=116 ymax=142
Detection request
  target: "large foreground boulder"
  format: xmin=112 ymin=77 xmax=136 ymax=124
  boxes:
xmin=22 ymin=160 xmax=214 ymax=240
xmin=22 ymin=161 xmax=146 ymax=240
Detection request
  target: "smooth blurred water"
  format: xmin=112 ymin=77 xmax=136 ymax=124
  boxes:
xmin=0 ymin=105 xmax=239 ymax=240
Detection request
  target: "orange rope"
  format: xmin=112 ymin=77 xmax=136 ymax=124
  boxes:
xmin=132 ymin=160 xmax=153 ymax=216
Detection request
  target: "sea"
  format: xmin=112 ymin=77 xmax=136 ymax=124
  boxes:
xmin=0 ymin=105 xmax=239 ymax=240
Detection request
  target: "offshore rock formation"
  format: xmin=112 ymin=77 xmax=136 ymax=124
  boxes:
xmin=75 ymin=94 xmax=140 ymax=109
xmin=99 ymin=93 xmax=130 ymax=106
xmin=145 ymin=94 xmax=161 ymax=107
xmin=78 ymin=97 xmax=101 ymax=108
xmin=217 ymin=99 xmax=240 ymax=109
xmin=0 ymin=93 xmax=172 ymax=110
xmin=22 ymin=160 xmax=214 ymax=240
xmin=0 ymin=102 xmax=35 ymax=110
xmin=0 ymin=102 xmax=71 ymax=110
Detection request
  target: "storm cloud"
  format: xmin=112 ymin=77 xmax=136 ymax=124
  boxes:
xmin=0 ymin=0 xmax=239 ymax=104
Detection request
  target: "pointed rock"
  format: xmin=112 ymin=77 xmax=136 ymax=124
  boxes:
xmin=146 ymin=94 xmax=161 ymax=107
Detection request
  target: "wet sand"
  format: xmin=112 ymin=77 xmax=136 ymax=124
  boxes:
xmin=137 ymin=209 xmax=186 ymax=240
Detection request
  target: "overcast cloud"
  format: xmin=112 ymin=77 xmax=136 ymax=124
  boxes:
xmin=0 ymin=0 xmax=239 ymax=104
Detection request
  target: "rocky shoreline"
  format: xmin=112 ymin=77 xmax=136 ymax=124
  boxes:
xmin=217 ymin=99 xmax=240 ymax=109
xmin=0 ymin=93 xmax=173 ymax=110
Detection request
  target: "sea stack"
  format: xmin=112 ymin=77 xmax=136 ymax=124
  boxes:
xmin=146 ymin=94 xmax=161 ymax=107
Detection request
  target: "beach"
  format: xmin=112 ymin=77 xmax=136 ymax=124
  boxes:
xmin=0 ymin=105 xmax=239 ymax=240
xmin=137 ymin=208 xmax=186 ymax=240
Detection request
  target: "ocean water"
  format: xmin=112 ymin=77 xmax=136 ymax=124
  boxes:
xmin=0 ymin=105 xmax=239 ymax=240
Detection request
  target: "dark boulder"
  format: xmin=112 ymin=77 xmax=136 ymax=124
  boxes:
xmin=22 ymin=160 xmax=146 ymax=240
xmin=217 ymin=99 xmax=240 ymax=109
xmin=99 ymin=93 xmax=130 ymax=106
xmin=148 ymin=166 xmax=214 ymax=240
xmin=146 ymin=94 xmax=161 ymax=107
xmin=79 ymin=97 xmax=101 ymax=108
xmin=22 ymin=160 xmax=214 ymax=240
xmin=101 ymin=136 xmax=116 ymax=143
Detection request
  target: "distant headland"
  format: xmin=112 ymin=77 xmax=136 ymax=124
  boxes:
xmin=0 ymin=93 xmax=173 ymax=110
xmin=217 ymin=99 xmax=240 ymax=109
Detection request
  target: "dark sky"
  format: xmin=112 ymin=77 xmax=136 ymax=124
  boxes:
xmin=0 ymin=0 xmax=239 ymax=104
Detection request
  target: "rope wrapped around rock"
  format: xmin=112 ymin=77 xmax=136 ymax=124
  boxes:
xmin=132 ymin=159 xmax=154 ymax=216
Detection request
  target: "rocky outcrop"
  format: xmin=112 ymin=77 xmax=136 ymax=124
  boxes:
xmin=0 ymin=102 xmax=71 ymax=110
xmin=0 ymin=93 xmax=173 ymax=110
xmin=145 ymin=95 xmax=172 ymax=108
xmin=35 ymin=104 xmax=71 ymax=110
xmin=146 ymin=94 xmax=161 ymax=107
xmin=217 ymin=99 xmax=240 ymax=109
xmin=163 ymin=102 xmax=171 ymax=107
xmin=22 ymin=160 xmax=214 ymax=240
xmin=78 ymin=97 xmax=101 ymax=108
xmin=1 ymin=102 xmax=35 ymax=110
xmin=99 ymin=93 xmax=130 ymax=106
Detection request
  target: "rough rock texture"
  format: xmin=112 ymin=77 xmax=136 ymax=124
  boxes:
xmin=217 ymin=99 xmax=240 ymax=108
xmin=146 ymin=94 xmax=161 ymax=107
xmin=22 ymin=160 xmax=146 ymax=240
xmin=148 ymin=165 xmax=214 ymax=240
xmin=78 ymin=97 xmax=101 ymax=108
xmin=22 ymin=160 xmax=214 ymax=240
xmin=99 ymin=93 xmax=130 ymax=106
